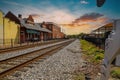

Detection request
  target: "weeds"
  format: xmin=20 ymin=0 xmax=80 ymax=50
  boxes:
xmin=80 ymin=39 xmax=104 ymax=63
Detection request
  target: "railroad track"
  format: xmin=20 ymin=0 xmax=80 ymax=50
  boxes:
xmin=0 ymin=39 xmax=66 ymax=53
xmin=0 ymin=39 xmax=74 ymax=78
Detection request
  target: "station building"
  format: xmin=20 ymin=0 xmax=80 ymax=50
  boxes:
xmin=91 ymin=23 xmax=113 ymax=38
xmin=5 ymin=11 xmax=52 ymax=43
xmin=0 ymin=10 xmax=65 ymax=46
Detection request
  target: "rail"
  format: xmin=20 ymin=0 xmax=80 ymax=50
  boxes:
xmin=0 ymin=39 xmax=67 ymax=53
xmin=0 ymin=39 xmax=74 ymax=78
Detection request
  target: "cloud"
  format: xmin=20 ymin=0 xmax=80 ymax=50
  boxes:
xmin=30 ymin=10 xmax=75 ymax=23
xmin=3 ymin=1 xmax=21 ymax=6
xmin=49 ymin=10 xmax=75 ymax=24
xmin=62 ymin=24 xmax=92 ymax=35
xmin=3 ymin=0 xmax=75 ymax=24
xmin=29 ymin=14 xmax=44 ymax=18
xmin=72 ymin=12 xmax=111 ymax=27
xmin=2 ymin=1 xmax=112 ymax=34
xmin=73 ymin=12 xmax=104 ymax=23
xmin=62 ymin=12 xmax=112 ymax=34
xmin=80 ymin=0 xmax=89 ymax=4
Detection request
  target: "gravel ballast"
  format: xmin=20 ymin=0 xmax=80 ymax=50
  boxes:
xmin=6 ymin=39 xmax=84 ymax=80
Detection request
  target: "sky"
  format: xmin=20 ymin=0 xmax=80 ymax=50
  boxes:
xmin=0 ymin=0 xmax=120 ymax=35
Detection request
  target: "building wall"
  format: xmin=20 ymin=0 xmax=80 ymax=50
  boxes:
xmin=45 ymin=24 xmax=52 ymax=39
xmin=10 ymin=21 xmax=20 ymax=44
xmin=52 ymin=25 xmax=61 ymax=39
xmin=20 ymin=27 xmax=26 ymax=43
xmin=40 ymin=32 xmax=43 ymax=41
xmin=45 ymin=22 xmax=65 ymax=39
xmin=58 ymin=31 xmax=65 ymax=39
xmin=4 ymin=18 xmax=20 ymax=45
xmin=0 ymin=11 xmax=3 ymax=45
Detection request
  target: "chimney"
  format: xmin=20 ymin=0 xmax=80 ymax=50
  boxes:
xmin=41 ymin=21 xmax=46 ymax=28
xmin=18 ymin=14 xmax=22 ymax=18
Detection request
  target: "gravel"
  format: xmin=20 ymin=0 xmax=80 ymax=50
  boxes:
xmin=0 ymin=39 xmax=71 ymax=61
xmin=6 ymin=39 xmax=84 ymax=80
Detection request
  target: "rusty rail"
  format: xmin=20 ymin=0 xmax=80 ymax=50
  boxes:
xmin=0 ymin=39 xmax=66 ymax=53
xmin=0 ymin=39 xmax=74 ymax=78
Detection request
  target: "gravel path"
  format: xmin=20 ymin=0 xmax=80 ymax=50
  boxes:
xmin=6 ymin=39 xmax=84 ymax=80
xmin=0 ymin=39 xmax=71 ymax=61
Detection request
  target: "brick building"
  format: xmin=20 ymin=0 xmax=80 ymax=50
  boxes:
xmin=2 ymin=11 xmax=65 ymax=44
xmin=42 ymin=22 xmax=65 ymax=39
xmin=5 ymin=11 xmax=51 ymax=43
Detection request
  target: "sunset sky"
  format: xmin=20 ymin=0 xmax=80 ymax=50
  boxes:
xmin=0 ymin=0 xmax=120 ymax=35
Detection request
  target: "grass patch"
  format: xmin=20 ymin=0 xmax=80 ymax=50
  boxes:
xmin=111 ymin=67 xmax=120 ymax=79
xmin=74 ymin=73 xmax=85 ymax=80
xmin=80 ymin=39 xmax=104 ymax=63
xmin=74 ymin=39 xmax=104 ymax=80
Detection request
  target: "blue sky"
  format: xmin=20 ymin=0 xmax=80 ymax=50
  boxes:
xmin=0 ymin=0 xmax=120 ymax=34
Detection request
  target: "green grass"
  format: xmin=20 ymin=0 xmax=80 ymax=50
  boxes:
xmin=111 ymin=67 xmax=120 ymax=79
xmin=74 ymin=40 xmax=104 ymax=80
xmin=80 ymin=39 xmax=104 ymax=63
xmin=74 ymin=73 xmax=85 ymax=80
xmin=80 ymin=40 xmax=120 ymax=79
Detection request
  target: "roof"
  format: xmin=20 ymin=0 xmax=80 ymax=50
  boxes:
xmin=92 ymin=23 xmax=113 ymax=33
xmin=35 ymin=23 xmax=52 ymax=33
xmin=45 ymin=22 xmax=60 ymax=28
xmin=41 ymin=27 xmax=52 ymax=33
xmin=5 ymin=11 xmax=20 ymax=24
xmin=19 ymin=18 xmax=52 ymax=33
xmin=27 ymin=15 xmax=34 ymax=23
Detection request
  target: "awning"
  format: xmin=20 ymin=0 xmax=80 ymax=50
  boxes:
xmin=26 ymin=29 xmax=40 ymax=34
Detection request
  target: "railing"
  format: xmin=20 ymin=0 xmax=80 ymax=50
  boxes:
xmin=83 ymin=37 xmax=105 ymax=50
xmin=0 ymin=38 xmax=65 ymax=49
xmin=0 ymin=39 xmax=39 ymax=49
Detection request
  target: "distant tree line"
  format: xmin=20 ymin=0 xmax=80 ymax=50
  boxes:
xmin=66 ymin=33 xmax=86 ymax=39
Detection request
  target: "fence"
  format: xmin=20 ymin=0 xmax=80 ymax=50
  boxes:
xmin=82 ymin=37 xmax=105 ymax=50
xmin=0 ymin=39 xmax=42 ymax=49
xmin=0 ymin=38 xmax=66 ymax=49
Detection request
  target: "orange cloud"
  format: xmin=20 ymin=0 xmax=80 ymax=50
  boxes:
xmin=30 ymin=10 xmax=75 ymax=24
xmin=61 ymin=23 xmax=93 ymax=35
xmin=61 ymin=13 xmax=111 ymax=34
xmin=96 ymin=17 xmax=108 ymax=23
xmin=73 ymin=12 xmax=104 ymax=23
